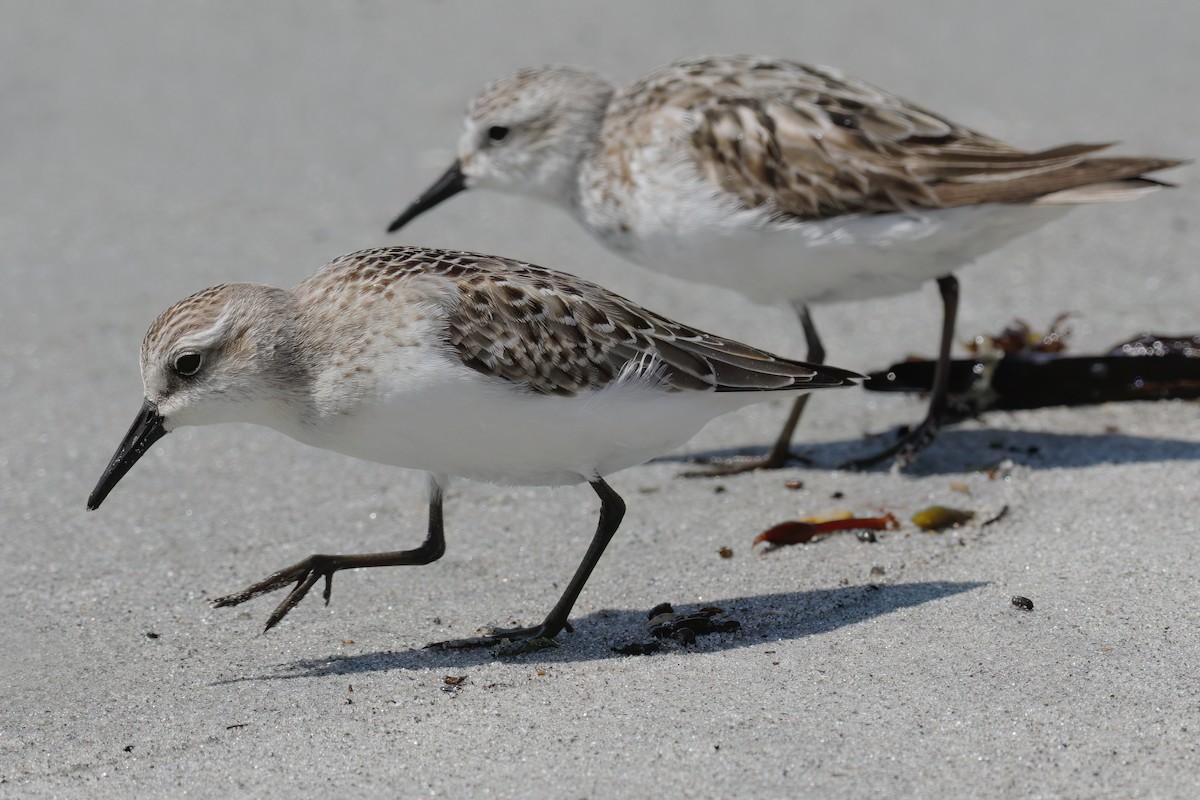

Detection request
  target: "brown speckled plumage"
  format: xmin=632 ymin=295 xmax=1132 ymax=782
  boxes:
xmin=605 ymin=55 xmax=1181 ymax=221
xmin=302 ymin=246 xmax=856 ymax=397
xmin=142 ymin=283 xmax=234 ymax=365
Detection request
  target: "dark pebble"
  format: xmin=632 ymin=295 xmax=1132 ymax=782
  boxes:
xmin=672 ymin=616 xmax=716 ymax=635
xmin=612 ymin=641 xmax=661 ymax=656
xmin=671 ymin=627 xmax=697 ymax=645
xmin=647 ymin=602 xmax=674 ymax=619
xmin=649 ymin=623 xmax=674 ymax=640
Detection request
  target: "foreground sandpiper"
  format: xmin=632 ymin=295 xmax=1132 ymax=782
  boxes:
xmin=88 ymin=246 xmax=859 ymax=648
xmin=387 ymin=54 xmax=1183 ymax=473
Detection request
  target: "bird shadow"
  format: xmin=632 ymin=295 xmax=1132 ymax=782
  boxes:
xmin=663 ymin=427 xmax=1200 ymax=476
xmin=213 ymin=580 xmax=983 ymax=682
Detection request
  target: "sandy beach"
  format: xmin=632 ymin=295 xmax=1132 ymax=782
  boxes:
xmin=2 ymin=2 xmax=1198 ymax=796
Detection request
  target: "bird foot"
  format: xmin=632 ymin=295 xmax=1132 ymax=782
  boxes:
xmin=841 ymin=417 xmax=941 ymax=471
xmin=212 ymin=554 xmax=339 ymax=632
xmin=680 ymin=450 xmax=811 ymax=478
xmin=426 ymin=621 xmax=566 ymax=655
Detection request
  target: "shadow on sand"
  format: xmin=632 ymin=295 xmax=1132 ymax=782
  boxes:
xmin=663 ymin=426 xmax=1200 ymax=475
xmin=216 ymin=580 xmax=984 ymax=682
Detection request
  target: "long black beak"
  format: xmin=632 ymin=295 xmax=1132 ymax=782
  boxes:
xmin=87 ymin=399 xmax=168 ymax=511
xmin=386 ymin=160 xmax=467 ymax=233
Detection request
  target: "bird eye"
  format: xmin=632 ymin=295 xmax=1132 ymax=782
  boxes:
xmin=173 ymin=352 xmax=203 ymax=377
xmin=487 ymin=125 xmax=510 ymax=143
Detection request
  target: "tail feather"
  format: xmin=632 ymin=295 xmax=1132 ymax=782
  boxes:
xmin=932 ymin=151 xmax=1187 ymax=207
xmin=1032 ymin=177 xmax=1175 ymax=205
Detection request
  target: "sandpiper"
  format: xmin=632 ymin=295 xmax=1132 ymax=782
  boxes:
xmin=88 ymin=246 xmax=859 ymax=648
xmin=387 ymin=55 xmax=1183 ymax=473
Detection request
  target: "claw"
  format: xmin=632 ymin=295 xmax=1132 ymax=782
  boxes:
xmin=213 ymin=555 xmax=338 ymax=631
xmin=497 ymin=637 xmax=559 ymax=656
xmin=679 ymin=451 xmax=811 ymax=479
xmin=426 ymin=621 xmax=564 ymax=652
xmin=841 ymin=418 xmax=942 ymax=470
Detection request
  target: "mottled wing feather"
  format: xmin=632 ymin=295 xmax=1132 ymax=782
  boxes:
xmin=448 ymin=268 xmax=639 ymax=396
xmin=335 ymin=247 xmax=858 ymax=397
xmin=614 ymin=56 xmax=1183 ymax=220
xmin=314 ymin=247 xmax=858 ymax=396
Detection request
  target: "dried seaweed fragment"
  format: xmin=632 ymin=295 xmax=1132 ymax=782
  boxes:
xmin=754 ymin=513 xmax=899 ymax=546
xmin=911 ymin=505 xmax=974 ymax=531
xmin=965 ymin=313 xmax=1074 ymax=357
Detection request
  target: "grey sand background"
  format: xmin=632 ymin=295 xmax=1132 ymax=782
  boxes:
xmin=2 ymin=1 xmax=1199 ymax=797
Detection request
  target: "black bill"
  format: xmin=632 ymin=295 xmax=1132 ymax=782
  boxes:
xmin=386 ymin=160 xmax=467 ymax=233
xmin=87 ymin=399 xmax=168 ymax=510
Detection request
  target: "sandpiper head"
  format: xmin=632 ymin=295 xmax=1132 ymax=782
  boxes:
xmin=387 ymin=65 xmax=614 ymax=233
xmin=88 ymin=283 xmax=302 ymax=510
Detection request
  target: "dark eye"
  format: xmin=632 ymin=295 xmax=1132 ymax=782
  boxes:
xmin=173 ymin=352 xmax=203 ymax=377
xmin=487 ymin=125 xmax=510 ymax=143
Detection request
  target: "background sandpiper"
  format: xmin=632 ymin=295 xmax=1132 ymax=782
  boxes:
xmin=387 ymin=55 xmax=1183 ymax=472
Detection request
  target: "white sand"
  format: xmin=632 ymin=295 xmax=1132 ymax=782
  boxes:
xmin=2 ymin=2 xmax=1198 ymax=797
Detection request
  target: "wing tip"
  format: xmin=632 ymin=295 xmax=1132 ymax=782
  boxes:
xmin=807 ymin=365 xmax=865 ymax=389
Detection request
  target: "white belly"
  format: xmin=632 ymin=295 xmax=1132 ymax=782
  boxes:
xmin=595 ymin=203 xmax=1072 ymax=305
xmin=289 ymin=363 xmax=763 ymax=487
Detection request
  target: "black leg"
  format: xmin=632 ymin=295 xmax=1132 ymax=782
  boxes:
xmin=684 ymin=303 xmax=824 ymax=477
xmin=431 ymin=478 xmax=627 ymax=652
xmin=845 ymin=274 xmax=959 ymax=469
xmin=765 ymin=304 xmax=826 ymax=463
xmin=213 ymin=476 xmax=448 ymax=631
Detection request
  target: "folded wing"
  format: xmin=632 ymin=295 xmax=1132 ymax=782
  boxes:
xmin=442 ymin=251 xmax=860 ymax=396
xmin=617 ymin=56 xmax=1184 ymax=221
